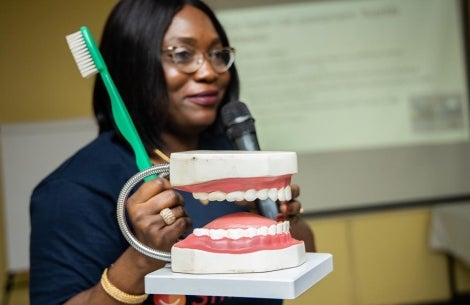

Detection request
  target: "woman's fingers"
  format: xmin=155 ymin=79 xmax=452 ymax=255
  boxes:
xmin=127 ymin=178 xmax=172 ymax=207
xmin=290 ymin=184 xmax=300 ymax=199
xmin=125 ymin=177 xmax=191 ymax=252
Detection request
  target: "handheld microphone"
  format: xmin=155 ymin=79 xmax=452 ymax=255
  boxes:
xmin=221 ymin=101 xmax=279 ymax=219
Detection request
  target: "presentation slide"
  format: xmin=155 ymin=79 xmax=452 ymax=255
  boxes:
xmin=217 ymin=0 xmax=468 ymax=153
xmin=213 ymin=0 xmax=470 ymax=213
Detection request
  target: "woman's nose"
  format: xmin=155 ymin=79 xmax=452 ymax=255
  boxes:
xmin=193 ymin=58 xmax=218 ymax=82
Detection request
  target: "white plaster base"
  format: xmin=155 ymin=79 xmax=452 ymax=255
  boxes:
xmin=145 ymin=253 xmax=333 ymax=299
xmin=171 ymin=243 xmax=306 ymax=274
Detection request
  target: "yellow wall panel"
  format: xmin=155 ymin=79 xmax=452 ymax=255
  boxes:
xmin=0 ymin=0 xmax=117 ymax=123
xmin=456 ymin=260 xmax=470 ymax=292
xmin=351 ymin=208 xmax=450 ymax=305
xmin=286 ymin=217 xmax=355 ymax=305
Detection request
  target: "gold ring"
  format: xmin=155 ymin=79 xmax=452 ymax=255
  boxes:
xmin=159 ymin=208 xmax=176 ymax=226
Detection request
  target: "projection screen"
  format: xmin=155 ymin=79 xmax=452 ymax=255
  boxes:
xmin=209 ymin=0 xmax=470 ymax=213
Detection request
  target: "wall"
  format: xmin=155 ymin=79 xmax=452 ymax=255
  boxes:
xmin=0 ymin=0 xmax=116 ymax=123
xmin=0 ymin=0 xmax=116 ymax=303
xmin=291 ymin=208 xmax=470 ymax=305
xmin=1 ymin=0 xmax=470 ymax=304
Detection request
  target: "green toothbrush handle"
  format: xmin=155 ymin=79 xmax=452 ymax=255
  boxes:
xmin=79 ymin=26 xmax=156 ymax=181
xmin=100 ymin=72 xmax=156 ymax=180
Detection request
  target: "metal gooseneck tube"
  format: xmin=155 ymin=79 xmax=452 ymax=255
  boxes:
xmin=116 ymin=163 xmax=172 ymax=262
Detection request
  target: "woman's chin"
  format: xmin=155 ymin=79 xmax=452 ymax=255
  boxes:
xmin=193 ymin=114 xmax=217 ymax=129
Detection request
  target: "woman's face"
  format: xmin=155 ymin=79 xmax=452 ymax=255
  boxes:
xmin=162 ymin=5 xmax=231 ymax=137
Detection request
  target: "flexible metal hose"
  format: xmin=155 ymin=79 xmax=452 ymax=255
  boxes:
xmin=116 ymin=164 xmax=172 ymax=262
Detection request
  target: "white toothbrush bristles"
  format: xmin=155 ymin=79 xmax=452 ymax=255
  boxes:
xmin=66 ymin=31 xmax=98 ymax=78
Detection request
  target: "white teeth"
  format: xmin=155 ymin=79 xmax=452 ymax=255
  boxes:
xmin=257 ymin=189 xmax=269 ymax=200
xmin=276 ymin=222 xmax=284 ymax=233
xmin=244 ymin=189 xmax=258 ymax=201
xmin=246 ymin=227 xmax=257 ymax=238
xmin=268 ymin=224 xmax=276 ymax=235
xmin=268 ymin=188 xmax=278 ymax=201
xmin=193 ymin=192 xmax=208 ymax=201
xmin=193 ymin=221 xmax=290 ymax=240
xmin=192 ymin=187 xmax=292 ymax=203
xmin=258 ymin=226 xmax=268 ymax=236
xmin=285 ymin=185 xmax=292 ymax=201
xmin=278 ymin=188 xmax=286 ymax=201
xmin=208 ymin=191 xmax=225 ymax=202
xmin=209 ymin=229 xmax=225 ymax=240
xmin=226 ymin=191 xmax=244 ymax=202
xmin=227 ymin=228 xmax=243 ymax=239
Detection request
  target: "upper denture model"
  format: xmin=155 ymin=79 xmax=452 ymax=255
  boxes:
xmin=170 ymin=151 xmax=298 ymax=203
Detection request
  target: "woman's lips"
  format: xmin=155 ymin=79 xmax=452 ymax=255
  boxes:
xmin=186 ymin=90 xmax=219 ymax=106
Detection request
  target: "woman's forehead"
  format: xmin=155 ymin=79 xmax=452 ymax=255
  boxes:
xmin=163 ymin=5 xmax=220 ymax=47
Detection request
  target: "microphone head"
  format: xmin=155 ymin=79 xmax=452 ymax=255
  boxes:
xmin=221 ymin=101 xmax=256 ymax=140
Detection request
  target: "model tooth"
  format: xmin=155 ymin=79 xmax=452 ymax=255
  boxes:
xmin=278 ymin=187 xmax=286 ymax=201
xmin=227 ymin=228 xmax=243 ymax=239
xmin=193 ymin=192 xmax=209 ymax=201
xmin=268 ymin=224 xmax=277 ymax=235
xmin=226 ymin=191 xmax=244 ymax=202
xmin=268 ymin=188 xmax=278 ymax=201
xmin=257 ymin=226 xmax=268 ymax=236
xmin=209 ymin=229 xmax=225 ymax=240
xmin=280 ymin=221 xmax=285 ymax=233
xmin=208 ymin=191 xmax=226 ymax=201
xmin=285 ymin=185 xmax=292 ymax=201
xmin=225 ymin=192 xmax=235 ymax=202
xmin=257 ymin=189 xmax=269 ymax=200
xmin=283 ymin=221 xmax=290 ymax=233
xmin=193 ymin=228 xmax=208 ymax=236
xmin=246 ymin=227 xmax=257 ymax=238
xmin=244 ymin=189 xmax=258 ymax=201
xmin=276 ymin=222 xmax=284 ymax=234
xmin=199 ymin=199 xmax=210 ymax=205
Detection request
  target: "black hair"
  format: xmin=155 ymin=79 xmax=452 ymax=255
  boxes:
xmin=92 ymin=0 xmax=240 ymax=157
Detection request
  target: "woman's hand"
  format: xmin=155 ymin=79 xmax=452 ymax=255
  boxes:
xmin=65 ymin=177 xmax=191 ymax=305
xmin=279 ymin=184 xmax=316 ymax=252
xmin=126 ymin=177 xmax=192 ymax=254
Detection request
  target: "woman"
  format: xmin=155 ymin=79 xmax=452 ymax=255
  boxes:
xmin=30 ymin=0 xmax=315 ymax=304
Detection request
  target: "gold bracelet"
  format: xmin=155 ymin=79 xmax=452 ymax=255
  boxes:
xmin=100 ymin=268 xmax=148 ymax=304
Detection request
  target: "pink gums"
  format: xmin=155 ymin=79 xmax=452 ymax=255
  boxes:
xmin=173 ymin=174 xmax=292 ymax=193
xmin=173 ymin=212 xmax=302 ymax=254
xmin=174 ymin=234 xmax=301 ymax=254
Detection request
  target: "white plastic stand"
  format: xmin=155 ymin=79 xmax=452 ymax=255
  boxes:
xmin=145 ymin=253 xmax=333 ymax=299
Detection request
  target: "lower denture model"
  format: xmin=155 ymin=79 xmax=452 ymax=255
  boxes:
xmin=169 ymin=151 xmax=306 ymax=274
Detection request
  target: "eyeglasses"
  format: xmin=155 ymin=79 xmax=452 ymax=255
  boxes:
xmin=162 ymin=45 xmax=235 ymax=74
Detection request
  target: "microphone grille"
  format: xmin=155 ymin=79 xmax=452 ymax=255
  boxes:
xmin=221 ymin=101 xmax=256 ymax=139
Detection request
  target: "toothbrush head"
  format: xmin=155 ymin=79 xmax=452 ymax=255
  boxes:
xmin=65 ymin=26 xmax=104 ymax=79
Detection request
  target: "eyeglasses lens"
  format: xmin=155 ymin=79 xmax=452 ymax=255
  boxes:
xmin=168 ymin=47 xmax=234 ymax=74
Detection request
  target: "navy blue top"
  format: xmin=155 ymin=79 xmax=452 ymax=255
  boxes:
xmin=29 ymin=131 xmax=282 ymax=305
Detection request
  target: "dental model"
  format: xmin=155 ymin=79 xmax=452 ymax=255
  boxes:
xmin=169 ymin=151 xmax=306 ymax=274
xmin=171 ymin=212 xmax=306 ymax=273
xmin=170 ymin=150 xmax=297 ymax=203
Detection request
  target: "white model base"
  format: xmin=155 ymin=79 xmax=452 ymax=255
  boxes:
xmin=171 ymin=243 xmax=305 ymax=274
xmin=145 ymin=253 xmax=333 ymax=299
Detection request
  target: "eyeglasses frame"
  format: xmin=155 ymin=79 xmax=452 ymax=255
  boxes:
xmin=162 ymin=45 xmax=236 ymax=74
